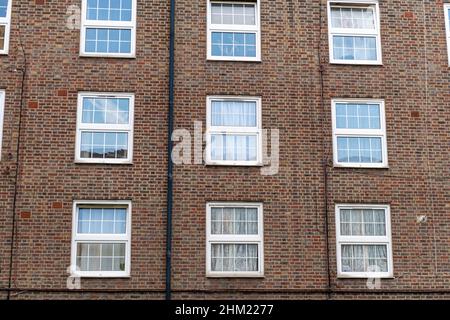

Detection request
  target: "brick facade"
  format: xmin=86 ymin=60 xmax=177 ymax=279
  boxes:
xmin=0 ymin=0 xmax=448 ymax=300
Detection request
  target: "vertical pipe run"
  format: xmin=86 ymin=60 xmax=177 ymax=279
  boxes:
xmin=166 ymin=0 xmax=176 ymax=301
xmin=317 ymin=0 xmax=332 ymax=298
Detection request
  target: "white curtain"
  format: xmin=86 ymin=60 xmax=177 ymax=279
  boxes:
xmin=211 ymin=101 xmax=256 ymax=127
xmin=211 ymin=134 xmax=256 ymax=161
xmin=211 ymin=207 xmax=259 ymax=235
xmin=342 ymin=244 xmax=387 ymax=273
xmin=211 ymin=244 xmax=258 ymax=272
xmin=340 ymin=209 xmax=386 ymax=236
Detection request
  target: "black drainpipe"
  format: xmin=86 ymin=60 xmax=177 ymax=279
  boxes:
xmin=166 ymin=0 xmax=176 ymax=301
xmin=7 ymin=20 xmax=27 ymax=301
xmin=317 ymin=1 xmax=332 ymax=299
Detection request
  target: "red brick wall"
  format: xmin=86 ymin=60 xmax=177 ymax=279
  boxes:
xmin=0 ymin=0 xmax=448 ymax=300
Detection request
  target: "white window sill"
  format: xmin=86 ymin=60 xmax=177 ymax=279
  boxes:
xmin=75 ymin=159 xmax=133 ymax=165
xmin=333 ymin=163 xmax=389 ymax=169
xmin=205 ymin=161 xmax=263 ymax=167
xmin=207 ymin=57 xmax=261 ymax=62
xmin=72 ymin=273 xmax=131 ymax=278
xmin=330 ymin=60 xmax=383 ymax=66
xmin=79 ymin=53 xmax=136 ymax=59
xmin=337 ymin=273 xmax=394 ymax=279
xmin=206 ymin=273 xmax=264 ymax=278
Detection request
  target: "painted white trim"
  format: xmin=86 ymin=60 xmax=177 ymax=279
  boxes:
xmin=206 ymin=202 xmax=264 ymax=278
xmin=70 ymin=200 xmax=132 ymax=278
xmin=0 ymin=90 xmax=4 ymax=160
xmin=205 ymin=96 xmax=262 ymax=166
xmin=75 ymin=92 xmax=134 ymax=164
xmin=335 ymin=204 xmax=393 ymax=278
xmin=444 ymin=4 xmax=450 ymax=66
xmin=331 ymin=98 xmax=388 ymax=168
xmin=327 ymin=0 xmax=382 ymax=65
xmin=0 ymin=0 xmax=12 ymax=55
xmin=79 ymin=0 xmax=137 ymax=58
xmin=206 ymin=0 xmax=261 ymax=62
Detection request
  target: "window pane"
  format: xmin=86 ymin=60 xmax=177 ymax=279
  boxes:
xmin=211 ymin=134 xmax=257 ymax=162
xmin=331 ymin=6 xmax=375 ymax=29
xmin=211 ymin=244 xmax=258 ymax=272
xmin=211 ymin=100 xmax=257 ymax=127
xmin=81 ymin=97 xmax=131 ymax=124
xmin=211 ymin=32 xmax=256 ymax=57
xmin=210 ymin=2 xmax=256 ymax=26
xmin=86 ymin=0 xmax=132 ymax=21
xmin=335 ymin=103 xmax=381 ymax=129
xmin=337 ymin=137 xmax=383 ymax=164
xmin=211 ymin=207 xmax=259 ymax=235
xmin=341 ymin=244 xmax=388 ymax=273
xmin=340 ymin=208 xmax=386 ymax=236
xmin=80 ymin=132 xmax=128 ymax=160
xmin=0 ymin=0 xmax=7 ymax=18
xmin=333 ymin=36 xmax=377 ymax=61
xmin=77 ymin=207 xmax=127 ymax=234
xmin=76 ymin=243 xmax=126 ymax=272
xmin=0 ymin=25 xmax=4 ymax=51
xmin=85 ymin=28 xmax=132 ymax=54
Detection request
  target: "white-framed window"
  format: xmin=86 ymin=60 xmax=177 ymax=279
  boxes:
xmin=327 ymin=0 xmax=382 ymax=65
xmin=0 ymin=90 xmax=4 ymax=160
xmin=75 ymin=92 xmax=134 ymax=164
xmin=207 ymin=0 xmax=261 ymax=61
xmin=335 ymin=204 xmax=393 ymax=278
xmin=71 ymin=200 xmax=132 ymax=278
xmin=80 ymin=0 xmax=136 ymax=58
xmin=205 ymin=96 xmax=262 ymax=166
xmin=444 ymin=4 xmax=450 ymax=65
xmin=331 ymin=99 xmax=388 ymax=168
xmin=206 ymin=202 xmax=264 ymax=277
xmin=0 ymin=0 xmax=12 ymax=55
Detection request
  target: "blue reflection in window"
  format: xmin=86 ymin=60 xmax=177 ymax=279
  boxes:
xmin=211 ymin=32 xmax=256 ymax=57
xmin=85 ymin=28 xmax=132 ymax=54
xmin=337 ymin=137 xmax=383 ymax=163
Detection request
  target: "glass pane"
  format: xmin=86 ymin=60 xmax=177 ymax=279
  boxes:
xmin=211 ymin=100 xmax=257 ymax=127
xmin=335 ymin=103 xmax=380 ymax=130
xmin=340 ymin=208 xmax=386 ymax=236
xmin=211 ymin=134 xmax=257 ymax=162
xmin=331 ymin=6 xmax=375 ymax=29
xmin=76 ymin=243 xmax=126 ymax=272
xmin=211 ymin=244 xmax=258 ymax=272
xmin=210 ymin=2 xmax=256 ymax=25
xmin=211 ymin=32 xmax=257 ymax=58
xmin=210 ymin=207 xmax=259 ymax=235
xmin=337 ymin=137 xmax=383 ymax=164
xmin=85 ymin=28 xmax=132 ymax=54
xmin=367 ymin=245 xmax=388 ymax=272
xmin=84 ymin=97 xmax=128 ymax=124
xmin=77 ymin=207 xmax=127 ymax=234
xmin=86 ymin=0 xmax=132 ymax=21
xmin=80 ymin=132 xmax=128 ymax=160
xmin=0 ymin=0 xmax=7 ymax=18
xmin=333 ymin=36 xmax=377 ymax=61
xmin=0 ymin=25 xmax=5 ymax=51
